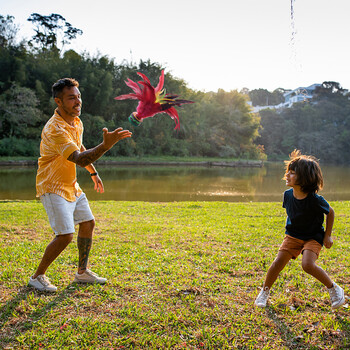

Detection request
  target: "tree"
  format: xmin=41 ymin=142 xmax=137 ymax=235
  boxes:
xmin=0 ymin=21 xmax=266 ymax=160
xmin=0 ymin=84 xmax=45 ymax=156
xmin=249 ymin=88 xmax=284 ymax=107
xmin=257 ymin=90 xmax=350 ymax=164
xmin=313 ymin=81 xmax=348 ymax=100
xmin=27 ymin=13 xmax=83 ymax=52
xmin=195 ymin=89 xmax=262 ymax=158
xmin=0 ymin=84 xmax=44 ymax=138
xmin=0 ymin=15 xmax=19 ymax=47
xmin=0 ymin=16 xmax=28 ymax=93
xmin=271 ymin=88 xmax=285 ymax=105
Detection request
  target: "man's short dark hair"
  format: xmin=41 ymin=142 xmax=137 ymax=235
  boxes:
xmin=52 ymin=78 xmax=79 ymax=99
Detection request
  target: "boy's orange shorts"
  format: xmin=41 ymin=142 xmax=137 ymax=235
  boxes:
xmin=279 ymin=235 xmax=322 ymax=259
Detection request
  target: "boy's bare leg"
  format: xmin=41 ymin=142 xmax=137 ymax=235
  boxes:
xmin=263 ymin=250 xmax=293 ymax=289
xmin=301 ymin=250 xmax=333 ymax=288
xmin=33 ymin=234 xmax=73 ymax=278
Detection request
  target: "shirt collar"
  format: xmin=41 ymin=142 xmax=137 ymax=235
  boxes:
xmin=53 ymin=108 xmax=81 ymax=128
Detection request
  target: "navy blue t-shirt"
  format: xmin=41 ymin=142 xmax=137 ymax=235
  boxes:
xmin=283 ymin=188 xmax=330 ymax=246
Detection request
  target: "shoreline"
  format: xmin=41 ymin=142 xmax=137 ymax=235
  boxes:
xmin=0 ymin=159 xmax=264 ymax=168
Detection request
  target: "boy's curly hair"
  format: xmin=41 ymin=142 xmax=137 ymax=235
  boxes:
xmin=284 ymin=149 xmax=323 ymax=193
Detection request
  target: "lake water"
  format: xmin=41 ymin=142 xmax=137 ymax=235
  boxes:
xmin=0 ymin=162 xmax=348 ymax=202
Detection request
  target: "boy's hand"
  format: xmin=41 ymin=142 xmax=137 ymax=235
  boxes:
xmin=323 ymin=235 xmax=333 ymax=249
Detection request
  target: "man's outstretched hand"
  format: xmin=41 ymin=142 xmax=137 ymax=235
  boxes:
xmin=67 ymin=127 xmax=132 ymax=168
xmin=102 ymin=127 xmax=132 ymax=151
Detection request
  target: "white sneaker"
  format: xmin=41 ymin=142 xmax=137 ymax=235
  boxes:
xmin=328 ymin=283 xmax=345 ymax=309
xmin=28 ymin=275 xmax=57 ymax=292
xmin=255 ymin=286 xmax=270 ymax=307
xmin=74 ymin=269 xmax=107 ymax=284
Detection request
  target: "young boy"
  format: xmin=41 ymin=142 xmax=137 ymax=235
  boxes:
xmin=255 ymin=150 xmax=345 ymax=309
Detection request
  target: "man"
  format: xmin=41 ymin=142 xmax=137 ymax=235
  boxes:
xmin=29 ymin=78 xmax=132 ymax=292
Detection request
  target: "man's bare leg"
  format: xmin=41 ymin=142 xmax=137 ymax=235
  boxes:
xmin=77 ymin=220 xmax=95 ymax=274
xmin=33 ymin=234 xmax=73 ymax=278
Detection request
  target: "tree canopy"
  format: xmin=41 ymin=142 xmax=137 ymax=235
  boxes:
xmin=0 ymin=13 xmax=264 ymax=160
xmin=27 ymin=13 xmax=83 ymax=51
xmin=1 ymin=13 xmax=350 ymax=164
xmin=258 ymin=89 xmax=350 ymax=164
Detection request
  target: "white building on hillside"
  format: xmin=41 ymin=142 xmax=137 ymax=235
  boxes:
xmin=283 ymin=83 xmax=321 ymax=107
xmin=251 ymin=83 xmax=321 ymax=113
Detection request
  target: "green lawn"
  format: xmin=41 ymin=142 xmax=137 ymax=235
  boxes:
xmin=0 ymin=201 xmax=349 ymax=349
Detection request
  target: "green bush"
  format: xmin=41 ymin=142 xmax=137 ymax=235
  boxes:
xmin=0 ymin=137 xmax=40 ymax=156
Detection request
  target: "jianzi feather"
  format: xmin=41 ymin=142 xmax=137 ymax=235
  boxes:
xmin=114 ymin=70 xmax=194 ymax=130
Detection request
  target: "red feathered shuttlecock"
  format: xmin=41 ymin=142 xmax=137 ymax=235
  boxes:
xmin=114 ymin=70 xmax=194 ymax=130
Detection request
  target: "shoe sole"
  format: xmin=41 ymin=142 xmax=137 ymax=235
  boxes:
xmin=73 ymin=278 xmax=106 ymax=284
xmin=332 ymin=297 xmax=345 ymax=309
xmin=28 ymin=283 xmax=57 ymax=292
xmin=255 ymin=302 xmax=267 ymax=308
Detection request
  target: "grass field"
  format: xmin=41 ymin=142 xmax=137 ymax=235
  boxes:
xmin=0 ymin=200 xmax=349 ymax=349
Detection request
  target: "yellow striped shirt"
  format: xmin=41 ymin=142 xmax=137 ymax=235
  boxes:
xmin=36 ymin=109 xmax=83 ymax=202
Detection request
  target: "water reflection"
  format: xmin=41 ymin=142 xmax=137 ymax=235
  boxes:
xmin=0 ymin=163 xmax=348 ymax=202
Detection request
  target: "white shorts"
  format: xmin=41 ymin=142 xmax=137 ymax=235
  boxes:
xmin=40 ymin=192 xmax=95 ymax=235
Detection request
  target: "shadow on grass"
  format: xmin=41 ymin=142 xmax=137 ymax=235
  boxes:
xmin=0 ymin=283 xmax=82 ymax=347
xmin=0 ymin=286 xmax=30 ymax=329
xmin=265 ymin=307 xmax=309 ymax=349
xmin=335 ymin=314 xmax=350 ymax=347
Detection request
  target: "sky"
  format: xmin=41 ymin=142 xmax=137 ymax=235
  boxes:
xmin=1 ymin=0 xmax=350 ymax=92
